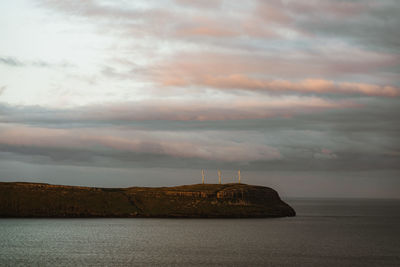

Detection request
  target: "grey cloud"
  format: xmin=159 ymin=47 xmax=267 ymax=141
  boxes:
xmin=0 ymin=95 xmax=399 ymax=172
xmin=37 ymin=0 xmax=400 ymax=56
xmin=0 ymin=97 xmax=398 ymax=143
xmin=0 ymin=97 xmax=350 ymax=125
xmin=291 ymin=0 xmax=400 ymax=53
xmin=149 ymin=49 xmax=399 ymax=92
xmin=0 ymin=56 xmax=72 ymax=69
xmin=174 ymin=0 xmax=223 ymax=9
xmin=35 ymin=0 xmax=288 ymax=44
xmin=0 ymin=86 xmax=6 ymax=95
xmin=0 ymin=57 xmax=24 ymax=67
xmin=0 ymin=0 xmax=397 ymax=197
xmin=0 ymin=121 xmax=282 ymax=162
xmin=0 ymin=132 xmax=398 ymax=172
xmin=37 ymin=0 xmax=172 ymax=26
xmin=31 ymin=60 xmax=52 ymax=68
xmin=37 ymin=0 xmax=399 ymax=89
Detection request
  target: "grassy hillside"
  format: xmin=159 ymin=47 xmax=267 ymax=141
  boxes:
xmin=0 ymin=182 xmax=295 ymax=218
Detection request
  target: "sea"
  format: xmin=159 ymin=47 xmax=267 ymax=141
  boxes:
xmin=0 ymin=198 xmax=399 ymax=266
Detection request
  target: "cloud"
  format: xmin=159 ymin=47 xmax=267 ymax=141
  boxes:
xmin=287 ymin=0 xmax=370 ymax=18
xmin=174 ymin=0 xmax=223 ymax=9
xmin=1 ymin=97 xmax=398 ymax=135
xmin=0 ymin=124 xmax=281 ymax=162
xmin=290 ymin=0 xmax=400 ymax=52
xmin=314 ymin=148 xmax=337 ymax=160
xmin=37 ymin=0 xmax=289 ymax=40
xmin=36 ymin=0 xmax=400 ymax=53
xmin=1 ymin=0 xmax=398 ymax=177
xmin=0 ymin=95 xmax=398 ymax=172
xmin=151 ymin=48 xmax=399 ymax=91
xmin=1 ymin=119 xmax=399 ymax=171
xmin=0 ymin=57 xmax=24 ymax=67
xmin=0 ymin=96 xmax=354 ymax=125
xmin=35 ymin=0 xmax=399 ymax=90
xmin=190 ymin=76 xmax=399 ymax=97
xmin=0 ymin=86 xmax=6 ymax=95
xmin=0 ymin=55 xmax=72 ymax=69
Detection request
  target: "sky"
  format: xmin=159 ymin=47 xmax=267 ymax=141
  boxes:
xmin=0 ymin=0 xmax=399 ymax=198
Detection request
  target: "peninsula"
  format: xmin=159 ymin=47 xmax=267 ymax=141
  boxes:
xmin=0 ymin=182 xmax=295 ymax=218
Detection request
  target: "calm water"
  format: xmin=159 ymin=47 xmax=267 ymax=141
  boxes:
xmin=1 ymin=199 xmax=399 ymax=266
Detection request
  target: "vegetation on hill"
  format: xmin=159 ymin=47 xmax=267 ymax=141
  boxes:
xmin=0 ymin=182 xmax=295 ymax=218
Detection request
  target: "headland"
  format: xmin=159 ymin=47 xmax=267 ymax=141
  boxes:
xmin=0 ymin=182 xmax=295 ymax=218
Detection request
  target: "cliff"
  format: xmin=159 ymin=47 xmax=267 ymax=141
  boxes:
xmin=0 ymin=182 xmax=295 ymax=218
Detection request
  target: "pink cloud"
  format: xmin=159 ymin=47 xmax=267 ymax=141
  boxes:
xmin=174 ymin=16 xmax=240 ymax=37
xmin=177 ymin=26 xmax=236 ymax=37
xmin=39 ymin=0 xmax=289 ymax=40
xmin=150 ymin=48 xmax=399 ymax=97
xmin=256 ymin=0 xmax=292 ymax=25
xmin=161 ymin=73 xmax=399 ymax=97
xmin=155 ymin=46 xmax=398 ymax=79
xmin=0 ymin=125 xmax=281 ymax=162
xmin=72 ymin=96 xmax=352 ymax=122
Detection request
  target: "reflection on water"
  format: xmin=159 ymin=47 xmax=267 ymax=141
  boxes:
xmin=1 ymin=199 xmax=399 ymax=266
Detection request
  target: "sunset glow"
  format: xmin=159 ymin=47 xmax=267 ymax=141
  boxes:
xmin=1 ymin=0 xmax=399 ymax=198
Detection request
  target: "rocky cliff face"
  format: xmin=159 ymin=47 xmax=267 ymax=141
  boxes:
xmin=0 ymin=182 xmax=295 ymax=218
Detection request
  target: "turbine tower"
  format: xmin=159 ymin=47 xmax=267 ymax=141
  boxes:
xmin=202 ymin=169 xmax=205 ymax=184
xmin=218 ymin=170 xmax=221 ymax=184
xmin=238 ymin=170 xmax=241 ymax=184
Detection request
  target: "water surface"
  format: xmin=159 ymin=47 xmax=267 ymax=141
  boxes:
xmin=1 ymin=199 xmax=399 ymax=266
